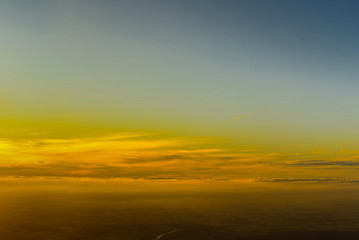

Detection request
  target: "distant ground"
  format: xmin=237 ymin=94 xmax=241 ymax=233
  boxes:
xmin=1 ymin=178 xmax=359 ymax=240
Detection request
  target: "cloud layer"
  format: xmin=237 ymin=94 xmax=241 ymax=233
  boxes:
xmin=1 ymin=132 xmax=359 ymax=180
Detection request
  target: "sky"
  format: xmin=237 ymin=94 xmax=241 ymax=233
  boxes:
xmin=1 ymin=0 xmax=359 ymax=180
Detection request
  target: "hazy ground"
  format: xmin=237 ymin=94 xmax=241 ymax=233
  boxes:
xmin=1 ymin=178 xmax=359 ymax=240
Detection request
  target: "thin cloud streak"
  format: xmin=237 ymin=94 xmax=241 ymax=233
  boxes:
xmin=217 ymin=98 xmax=299 ymax=126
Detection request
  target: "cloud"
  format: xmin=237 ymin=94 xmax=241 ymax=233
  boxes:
xmin=2 ymin=132 xmax=359 ymax=179
xmin=216 ymin=98 xmax=298 ymax=125
xmin=258 ymin=177 xmax=359 ymax=183
xmin=282 ymin=160 xmax=359 ymax=166
xmin=0 ymin=132 xmax=242 ymax=178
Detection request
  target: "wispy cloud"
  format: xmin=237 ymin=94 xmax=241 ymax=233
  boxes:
xmin=0 ymin=132 xmax=240 ymax=178
xmin=217 ymin=98 xmax=298 ymax=125
xmin=1 ymin=131 xmax=359 ymax=179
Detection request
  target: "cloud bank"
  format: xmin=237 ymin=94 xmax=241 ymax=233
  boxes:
xmin=1 ymin=132 xmax=359 ymax=180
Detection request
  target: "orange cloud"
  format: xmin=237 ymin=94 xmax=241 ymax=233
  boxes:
xmin=1 ymin=132 xmax=359 ymax=180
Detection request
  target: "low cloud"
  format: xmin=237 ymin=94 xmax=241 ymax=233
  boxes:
xmin=2 ymin=132 xmax=359 ymax=179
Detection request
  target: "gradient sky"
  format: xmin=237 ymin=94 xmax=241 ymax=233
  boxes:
xmin=1 ymin=0 xmax=359 ymax=179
